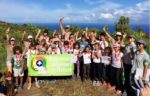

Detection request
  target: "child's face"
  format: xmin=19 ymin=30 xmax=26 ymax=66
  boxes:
xmin=16 ymin=50 xmax=20 ymax=54
xmin=94 ymin=44 xmax=99 ymax=50
xmin=104 ymin=49 xmax=110 ymax=54
xmin=31 ymin=47 xmax=35 ymax=50
xmin=52 ymin=48 xmax=56 ymax=51
xmin=44 ymin=33 xmax=48 ymax=36
xmin=114 ymin=47 xmax=120 ymax=52
xmin=86 ymin=47 xmax=90 ymax=52
xmin=75 ymin=44 xmax=79 ymax=49
xmin=129 ymin=37 xmax=135 ymax=42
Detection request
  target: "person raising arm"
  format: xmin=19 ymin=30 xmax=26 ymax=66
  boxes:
xmin=59 ymin=17 xmax=71 ymax=41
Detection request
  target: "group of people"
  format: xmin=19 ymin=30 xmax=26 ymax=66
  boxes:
xmin=2 ymin=17 xmax=150 ymax=96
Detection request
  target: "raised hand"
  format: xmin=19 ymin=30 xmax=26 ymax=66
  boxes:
xmin=38 ymin=29 xmax=41 ymax=33
xmin=60 ymin=17 xmax=64 ymax=22
xmin=123 ymin=33 xmax=127 ymax=39
xmin=103 ymin=26 xmax=107 ymax=32
xmin=86 ymin=27 xmax=88 ymax=32
xmin=23 ymin=31 xmax=26 ymax=34
xmin=6 ymin=27 xmax=10 ymax=34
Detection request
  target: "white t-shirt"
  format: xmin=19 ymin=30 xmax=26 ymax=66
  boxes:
xmin=61 ymin=46 xmax=70 ymax=54
xmin=92 ymin=50 xmax=101 ymax=63
xmin=71 ymin=49 xmax=80 ymax=63
xmin=83 ymin=52 xmax=91 ymax=64
xmin=26 ymin=49 xmax=38 ymax=67
xmin=96 ymin=40 xmax=109 ymax=50
xmin=111 ymin=51 xmax=123 ymax=68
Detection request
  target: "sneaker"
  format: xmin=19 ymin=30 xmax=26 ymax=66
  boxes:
xmin=93 ymin=81 xmax=96 ymax=86
xmin=116 ymin=90 xmax=122 ymax=95
xmin=19 ymin=84 xmax=24 ymax=90
xmin=96 ymin=81 xmax=100 ymax=86
xmin=27 ymin=83 xmax=31 ymax=90
xmin=108 ymin=86 xmax=116 ymax=91
xmin=14 ymin=89 xmax=18 ymax=94
xmin=35 ymin=82 xmax=40 ymax=88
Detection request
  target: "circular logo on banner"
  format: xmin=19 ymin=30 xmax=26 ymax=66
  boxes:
xmin=32 ymin=56 xmax=46 ymax=71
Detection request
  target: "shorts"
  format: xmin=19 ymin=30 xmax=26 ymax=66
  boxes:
xmin=13 ymin=68 xmax=24 ymax=77
xmin=6 ymin=60 xmax=12 ymax=67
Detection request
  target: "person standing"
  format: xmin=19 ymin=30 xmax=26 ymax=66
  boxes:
xmin=131 ymin=40 xmax=150 ymax=96
xmin=123 ymin=35 xmax=137 ymax=90
xmin=60 ymin=17 xmax=71 ymax=41
xmin=5 ymin=28 xmax=16 ymax=73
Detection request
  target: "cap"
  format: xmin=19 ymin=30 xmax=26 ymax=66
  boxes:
xmin=65 ymin=25 xmax=70 ymax=28
xmin=128 ymin=35 xmax=135 ymax=39
xmin=116 ymin=32 xmax=122 ymax=36
xmin=113 ymin=43 xmax=120 ymax=48
xmin=10 ymin=37 xmax=15 ymax=41
xmin=137 ymin=40 xmax=146 ymax=46
xmin=28 ymin=35 xmax=33 ymax=39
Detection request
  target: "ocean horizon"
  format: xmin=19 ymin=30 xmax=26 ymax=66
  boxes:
xmin=19 ymin=23 xmax=149 ymax=34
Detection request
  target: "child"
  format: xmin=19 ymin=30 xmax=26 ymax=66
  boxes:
xmin=101 ymin=47 xmax=112 ymax=87
xmin=72 ymin=43 xmax=80 ymax=79
xmin=47 ymin=44 xmax=61 ymax=54
xmin=61 ymin=41 xmax=70 ymax=54
xmin=13 ymin=46 xmax=24 ymax=92
xmin=92 ymin=43 xmax=102 ymax=86
xmin=110 ymin=43 xmax=124 ymax=94
xmin=82 ymin=46 xmax=91 ymax=81
xmin=25 ymin=44 xmax=40 ymax=90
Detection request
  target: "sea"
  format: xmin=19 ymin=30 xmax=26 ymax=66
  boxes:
xmin=26 ymin=23 xmax=150 ymax=34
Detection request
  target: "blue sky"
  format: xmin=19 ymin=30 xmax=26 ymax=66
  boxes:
xmin=0 ymin=0 xmax=149 ymax=24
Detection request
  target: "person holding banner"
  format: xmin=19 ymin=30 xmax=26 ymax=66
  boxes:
xmin=25 ymin=44 xmax=40 ymax=90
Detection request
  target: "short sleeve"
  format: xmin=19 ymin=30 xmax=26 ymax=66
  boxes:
xmin=144 ymin=54 xmax=150 ymax=66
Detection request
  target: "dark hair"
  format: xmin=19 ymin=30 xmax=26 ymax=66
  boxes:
xmin=104 ymin=47 xmax=112 ymax=56
xmin=13 ymin=46 xmax=22 ymax=54
xmin=73 ymin=42 xmax=80 ymax=49
xmin=99 ymin=32 xmax=106 ymax=36
xmin=29 ymin=44 xmax=36 ymax=49
xmin=43 ymin=29 xmax=49 ymax=35
xmin=84 ymin=46 xmax=91 ymax=52
xmin=64 ymin=41 xmax=69 ymax=45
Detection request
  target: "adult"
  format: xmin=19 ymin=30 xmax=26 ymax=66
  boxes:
xmin=123 ymin=35 xmax=137 ymax=89
xmin=103 ymin=26 xmax=126 ymax=47
xmin=5 ymin=28 xmax=16 ymax=73
xmin=59 ymin=17 xmax=71 ymax=41
xmin=131 ymin=40 xmax=150 ymax=96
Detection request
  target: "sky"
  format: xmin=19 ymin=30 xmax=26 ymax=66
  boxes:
xmin=0 ymin=0 xmax=149 ymax=24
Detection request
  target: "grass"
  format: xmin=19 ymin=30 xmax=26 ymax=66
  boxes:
xmin=17 ymin=78 xmax=120 ymax=96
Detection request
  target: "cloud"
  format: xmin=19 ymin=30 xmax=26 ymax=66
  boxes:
xmin=100 ymin=13 xmax=114 ymax=19
xmin=0 ymin=0 xmax=149 ymax=24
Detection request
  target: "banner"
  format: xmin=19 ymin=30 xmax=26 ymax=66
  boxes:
xmin=28 ymin=54 xmax=74 ymax=76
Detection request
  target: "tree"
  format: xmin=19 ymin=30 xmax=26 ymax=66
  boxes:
xmin=115 ymin=16 xmax=131 ymax=34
